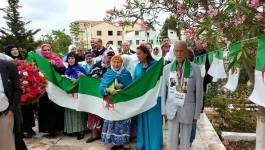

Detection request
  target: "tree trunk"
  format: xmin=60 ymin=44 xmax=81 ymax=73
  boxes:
xmin=256 ymin=106 xmax=265 ymax=150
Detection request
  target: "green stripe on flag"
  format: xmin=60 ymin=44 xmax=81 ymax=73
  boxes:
xmin=27 ymin=52 xmax=78 ymax=93
xmin=256 ymin=35 xmax=265 ymax=71
xmin=27 ymin=52 xmax=163 ymax=104
xmin=110 ymin=58 xmax=163 ymax=103
xmin=194 ymin=55 xmax=206 ymax=65
xmin=215 ymin=49 xmax=223 ymax=59
xmin=208 ymin=52 xmax=214 ymax=64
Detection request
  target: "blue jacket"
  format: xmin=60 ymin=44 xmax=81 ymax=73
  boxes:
xmin=134 ymin=59 xmax=156 ymax=80
xmin=99 ymin=68 xmax=132 ymax=96
xmin=65 ymin=64 xmax=87 ymax=79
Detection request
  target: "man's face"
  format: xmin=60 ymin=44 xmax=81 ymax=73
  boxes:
xmin=94 ymin=40 xmax=102 ymax=49
xmin=162 ymin=38 xmax=170 ymax=46
xmin=122 ymin=43 xmax=130 ymax=52
xmin=174 ymin=43 xmax=186 ymax=63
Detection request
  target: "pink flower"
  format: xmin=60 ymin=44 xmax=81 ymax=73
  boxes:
xmin=232 ymin=15 xmax=247 ymax=26
xmin=255 ymin=13 xmax=263 ymax=20
xmin=176 ymin=3 xmax=185 ymax=16
xmin=182 ymin=27 xmax=197 ymax=40
xmin=249 ymin=0 xmax=260 ymax=8
xmin=207 ymin=5 xmax=218 ymax=18
xmin=263 ymin=29 xmax=265 ymax=33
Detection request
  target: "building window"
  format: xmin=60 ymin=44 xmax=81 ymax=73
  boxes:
xmin=135 ymin=31 xmax=139 ymax=36
xmin=129 ymin=40 xmax=133 ymax=45
xmin=118 ymin=41 xmax=122 ymax=46
xmin=117 ymin=31 xmax=122 ymax=36
xmin=108 ymin=41 xmax=113 ymax=45
xmin=97 ymin=31 xmax=102 ymax=36
xmin=149 ymin=40 xmax=153 ymax=44
xmin=170 ymin=31 xmax=174 ymax=34
xmin=136 ymin=40 xmax=140 ymax=45
xmin=146 ymin=32 xmax=149 ymax=36
xmin=108 ymin=31 xmax=113 ymax=36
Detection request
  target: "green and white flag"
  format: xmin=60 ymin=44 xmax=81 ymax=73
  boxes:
xmin=224 ymin=43 xmax=242 ymax=91
xmin=194 ymin=55 xmax=206 ymax=77
xmin=208 ymin=49 xmax=227 ymax=81
xmin=249 ymin=35 xmax=265 ymax=107
xmin=27 ymin=52 xmax=163 ymax=121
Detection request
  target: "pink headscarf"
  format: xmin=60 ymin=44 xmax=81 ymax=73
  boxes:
xmin=40 ymin=44 xmax=65 ymax=67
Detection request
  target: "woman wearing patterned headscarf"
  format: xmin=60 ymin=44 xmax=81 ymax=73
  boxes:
xmin=99 ymin=55 xmax=132 ymax=149
xmin=38 ymin=43 xmax=65 ymax=137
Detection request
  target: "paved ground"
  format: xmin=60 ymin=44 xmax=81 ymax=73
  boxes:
xmin=25 ymin=117 xmax=208 ymax=150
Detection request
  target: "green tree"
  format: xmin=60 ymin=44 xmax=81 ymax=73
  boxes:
xmin=160 ymin=15 xmax=178 ymax=39
xmin=40 ymin=29 xmax=71 ymax=56
xmin=69 ymin=22 xmax=83 ymax=44
xmin=0 ymin=0 xmax=40 ymax=52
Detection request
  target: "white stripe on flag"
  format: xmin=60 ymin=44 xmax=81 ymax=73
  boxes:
xmin=45 ymin=78 xmax=162 ymax=120
xmin=249 ymin=70 xmax=265 ymax=107
xmin=224 ymin=68 xmax=240 ymax=92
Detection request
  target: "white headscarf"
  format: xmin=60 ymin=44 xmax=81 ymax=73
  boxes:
xmin=68 ymin=44 xmax=77 ymax=53
xmin=152 ymin=45 xmax=162 ymax=61
xmin=121 ymin=54 xmax=139 ymax=79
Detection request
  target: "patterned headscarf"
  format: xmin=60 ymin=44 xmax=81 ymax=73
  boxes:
xmin=102 ymin=50 xmax=115 ymax=67
xmin=40 ymin=43 xmax=65 ymax=67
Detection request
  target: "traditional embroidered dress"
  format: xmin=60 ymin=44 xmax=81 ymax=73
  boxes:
xmin=99 ymin=65 xmax=132 ymax=145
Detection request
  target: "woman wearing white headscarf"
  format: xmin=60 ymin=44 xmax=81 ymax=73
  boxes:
xmin=152 ymin=45 xmax=162 ymax=61
xmin=63 ymin=44 xmax=77 ymax=62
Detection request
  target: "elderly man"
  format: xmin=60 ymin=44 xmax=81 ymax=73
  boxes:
xmin=161 ymin=41 xmax=203 ymax=150
xmin=92 ymin=38 xmax=107 ymax=57
xmin=121 ymin=42 xmax=135 ymax=55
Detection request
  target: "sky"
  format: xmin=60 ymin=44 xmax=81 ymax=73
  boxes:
xmin=0 ymin=0 xmax=168 ymax=39
xmin=0 ymin=0 xmax=125 ymax=38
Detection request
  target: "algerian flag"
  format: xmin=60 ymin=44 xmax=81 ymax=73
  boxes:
xmin=208 ymin=49 xmax=227 ymax=81
xmin=27 ymin=52 xmax=163 ymax=121
xmin=224 ymin=43 xmax=242 ymax=91
xmin=249 ymin=35 xmax=265 ymax=107
xmin=194 ymin=55 xmax=206 ymax=77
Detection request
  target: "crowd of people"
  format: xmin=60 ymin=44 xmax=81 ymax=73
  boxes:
xmin=0 ymin=37 xmax=211 ymax=150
